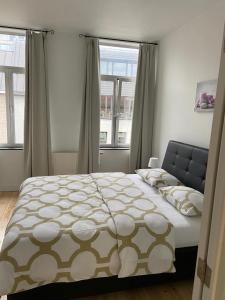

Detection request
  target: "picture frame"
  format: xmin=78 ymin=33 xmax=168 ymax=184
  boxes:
xmin=194 ymin=79 xmax=217 ymax=112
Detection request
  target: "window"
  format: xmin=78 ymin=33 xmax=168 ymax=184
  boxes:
xmin=100 ymin=131 xmax=108 ymax=144
xmin=99 ymin=44 xmax=139 ymax=147
xmin=0 ymin=33 xmax=25 ymax=147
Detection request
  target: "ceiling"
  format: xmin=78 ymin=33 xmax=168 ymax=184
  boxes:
xmin=0 ymin=0 xmax=224 ymax=41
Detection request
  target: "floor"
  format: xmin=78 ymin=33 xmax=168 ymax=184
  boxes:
xmin=0 ymin=192 xmax=18 ymax=249
xmin=76 ymin=280 xmax=193 ymax=300
xmin=0 ymin=192 xmax=193 ymax=300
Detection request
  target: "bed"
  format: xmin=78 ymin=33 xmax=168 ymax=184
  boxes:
xmin=0 ymin=140 xmax=208 ymax=299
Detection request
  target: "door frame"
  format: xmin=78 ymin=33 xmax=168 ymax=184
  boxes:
xmin=192 ymin=25 xmax=225 ymax=300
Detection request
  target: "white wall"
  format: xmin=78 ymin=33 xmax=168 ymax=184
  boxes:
xmin=0 ymin=150 xmax=24 ymax=191
xmin=153 ymin=3 xmax=225 ymax=165
xmin=47 ymin=33 xmax=85 ymax=152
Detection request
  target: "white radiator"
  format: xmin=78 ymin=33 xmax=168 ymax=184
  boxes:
xmin=52 ymin=149 xmax=130 ymax=175
xmin=52 ymin=152 xmax=78 ymax=175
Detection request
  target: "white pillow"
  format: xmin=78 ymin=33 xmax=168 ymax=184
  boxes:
xmin=135 ymin=168 xmax=182 ymax=188
xmin=159 ymin=186 xmax=203 ymax=216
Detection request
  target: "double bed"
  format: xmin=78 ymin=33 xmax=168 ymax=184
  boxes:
xmin=0 ymin=140 xmax=208 ymax=299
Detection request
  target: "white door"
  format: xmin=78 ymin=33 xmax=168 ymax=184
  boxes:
xmin=192 ymin=27 xmax=225 ymax=300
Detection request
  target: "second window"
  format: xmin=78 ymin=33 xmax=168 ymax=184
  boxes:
xmin=99 ymin=44 xmax=139 ymax=148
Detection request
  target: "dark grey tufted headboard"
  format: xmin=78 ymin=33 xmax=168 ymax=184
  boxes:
xmin=162 ymin=140 xmax=208 ymax=193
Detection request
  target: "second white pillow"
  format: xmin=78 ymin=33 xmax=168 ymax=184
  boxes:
xmin=159 ymin=186 xmax=203 ymax=216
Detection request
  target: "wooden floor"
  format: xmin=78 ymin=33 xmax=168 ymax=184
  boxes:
xmin=0 ymin=192 xmax=193 ymax=300
xmin=0 ymin=192 xmax=18 ymax=249
xmin=75 ymin=280 xmax=193 ymax=300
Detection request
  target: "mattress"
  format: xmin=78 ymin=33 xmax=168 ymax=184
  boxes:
xmin=128 ymin=174 xmax=201 ymax=248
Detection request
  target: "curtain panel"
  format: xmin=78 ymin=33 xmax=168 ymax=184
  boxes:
xmin=24 ymin=31 xmax=51 ymax=178
xmin=130 ymin=44 xmax=158 ymax=172
xmin=77 ymin=38 xmax=100 ymax=174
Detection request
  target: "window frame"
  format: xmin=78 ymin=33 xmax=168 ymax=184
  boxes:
xmin=100 ymin=74 xmax=136 ymax=149
xmin=0 ymin=65 xmax=25 ymax=149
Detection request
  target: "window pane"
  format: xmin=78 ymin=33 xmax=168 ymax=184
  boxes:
xmin=100 ymin=45 xmax=139 ymax=77
xmin=0 ymin=34 xmax=25 ymax=68
xmin=117 ymin=81 xmax=135 ymax=146
xmin=113 ymin=62 xmax=126 ymax=76
xmin=13 ymin=73 xmax=25 ymax=144
xmin=0 ymin=72 xmax=7 ymax=144
xmin=100 ymin=81 xmax=114 ymax=145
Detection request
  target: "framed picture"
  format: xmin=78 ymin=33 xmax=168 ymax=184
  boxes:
xmin=194 ymin=79 xmax=217 ymax=112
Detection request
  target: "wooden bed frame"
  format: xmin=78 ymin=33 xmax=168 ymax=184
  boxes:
xmin=8 ymin=141 xmax=208 ymax=299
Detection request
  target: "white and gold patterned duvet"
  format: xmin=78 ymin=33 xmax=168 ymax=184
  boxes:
xmin=0 ymin=172 xmax=175 ymax=296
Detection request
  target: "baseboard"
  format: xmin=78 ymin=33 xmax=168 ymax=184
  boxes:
xmin=0 ymin=186 xmax=19 ymax=192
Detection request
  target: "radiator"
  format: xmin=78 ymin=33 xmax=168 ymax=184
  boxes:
xmin=52 ymin=150 xmax=130 ymax=175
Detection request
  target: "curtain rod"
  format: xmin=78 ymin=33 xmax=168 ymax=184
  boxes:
xmin=0 ymin=25 xmax=54 ymax=34
xmin=79 ymin=33 xmax=158 ymax=46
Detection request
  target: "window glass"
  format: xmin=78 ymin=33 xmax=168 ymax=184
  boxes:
xmin=100 ymin=45 xmax=139 ymax=77
xmin=0 ymin=33 xmax=25 ymax=147
xmin=99 ymin=44 xmax=139 ymax=147
xmin=0 ymin=72 xmax=7 ymax=144
xmin=0 ymin=34 xmax=25 ymax=67
xmin=100 ymin=80 xmax=114 ymax=145
xmin=13 ymin=73 xmax=25 ymax=144
xmin=117 ymin=81 xmax=135 ymax=146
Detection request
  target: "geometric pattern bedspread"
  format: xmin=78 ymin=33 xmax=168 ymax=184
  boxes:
xmin=0 ymin=172 xmax=175 ymax=296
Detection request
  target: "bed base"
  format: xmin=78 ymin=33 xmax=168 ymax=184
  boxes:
xmin=8 ymin=246 xmax=197 ymax=300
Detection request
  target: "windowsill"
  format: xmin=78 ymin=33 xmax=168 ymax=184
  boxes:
xmin=0 ymin=147 xmax=23 ymax=150
xmin=100 ymin=147 xmax=130 ymax=150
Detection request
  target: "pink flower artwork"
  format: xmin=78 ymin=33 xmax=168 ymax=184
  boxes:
xmin=195 ymin=80 xmax=217 ymax=112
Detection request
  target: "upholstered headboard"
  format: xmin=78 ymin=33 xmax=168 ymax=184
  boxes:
xmin=162 ymin=140 xmax=208 ymax=193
